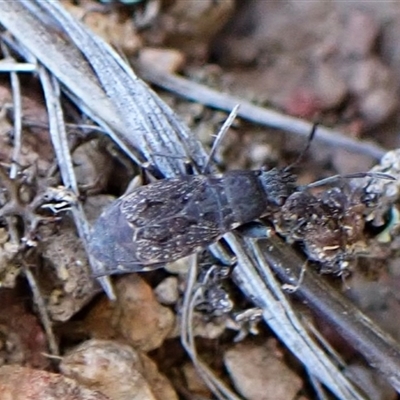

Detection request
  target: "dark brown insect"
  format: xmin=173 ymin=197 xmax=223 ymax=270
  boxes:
xmin=89 ymin=168 xmax=297 ymax=275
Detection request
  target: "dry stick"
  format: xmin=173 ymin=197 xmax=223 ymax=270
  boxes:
xmin=225 ymin=230 xmax=365 ymax=400
xmin=0 ymin=61 xmax=36 ymax=72
xmin=1 ymin=45 xmax=23 ymax=179
xmin=138 ymin=66 xmax=386 ymax=160
xmin=24 ymin=267 xmax=59 ymax=356
xmin=0 ymin=1 xmax=145 ymax=173
xmin=38 ymin=66 xmax=116 ymax=300
xmin=181 ymin=255 xmax=242 ymax=400
xmin=38 ymin=0 xmax=206 ymax=176
xmin=254 ymin=229 xmax=400 ymax=392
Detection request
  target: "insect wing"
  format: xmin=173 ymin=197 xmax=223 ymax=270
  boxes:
xmin=89 ymin=176 xmax=223 ymax=274
xmin=120 ymin=176 xmax=222 ymax=264
xmin=88 ymin=194 xmax=158 ymax=273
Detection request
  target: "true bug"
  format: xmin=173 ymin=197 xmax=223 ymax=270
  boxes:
xmin=89 ymin=167 xmax=298 ymax=274
xmin=89 ymin=107 xmax=306 ymax=275
xmin=88 ymin=117 xmax=391 ymax=276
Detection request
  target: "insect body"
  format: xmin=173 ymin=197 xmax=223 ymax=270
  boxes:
xmin=89 ymin=168 xmax=297 ymax=275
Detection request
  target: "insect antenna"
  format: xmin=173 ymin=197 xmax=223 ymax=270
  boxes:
xmin=284 ymin=122 xmax=318 ymax=171
xmin=282 ymin=122 xmax=396 ymax=189
xmin=203 ymin=104 xmax=240 ymax=174
xmin=305 ymin=171 xmax=395 ymax=189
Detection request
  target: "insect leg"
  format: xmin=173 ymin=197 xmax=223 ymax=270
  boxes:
xmin=202 ymin=104 xmax=240 ymax=174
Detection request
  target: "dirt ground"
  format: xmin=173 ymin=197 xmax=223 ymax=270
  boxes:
xmin=1 ymin=1 xmax=400 ymax=399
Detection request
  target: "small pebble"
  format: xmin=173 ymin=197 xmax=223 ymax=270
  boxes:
xmin=61 ymin=339 xmax=178 ymax=400
xmin=224 ymin=341 xmax=303 ymax=400
xmin=154 ymin=277 xmax=179 ymax=305
xmin=139 ymin=48 xmax=186 ymax=74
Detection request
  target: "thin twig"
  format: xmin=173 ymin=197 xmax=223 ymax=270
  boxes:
xmin=0 ymin=61 xmax=36 ymax=72
xmin=138 ymin=66 xmax=386 ymax=160
xmin=254 ymin=228 xmax=400 ymax=392
xmin=181 ymin=255 xmax=242 ymax=400
xmin=24 ymin=266 xmax=59 ymax=356
xmin=38 ymin=66 xmax=116 ymax=300
xmin=225 ymin=229 xmax=365 ymax=400
xmin=1 ymin=45 xmax=23 ymax=179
